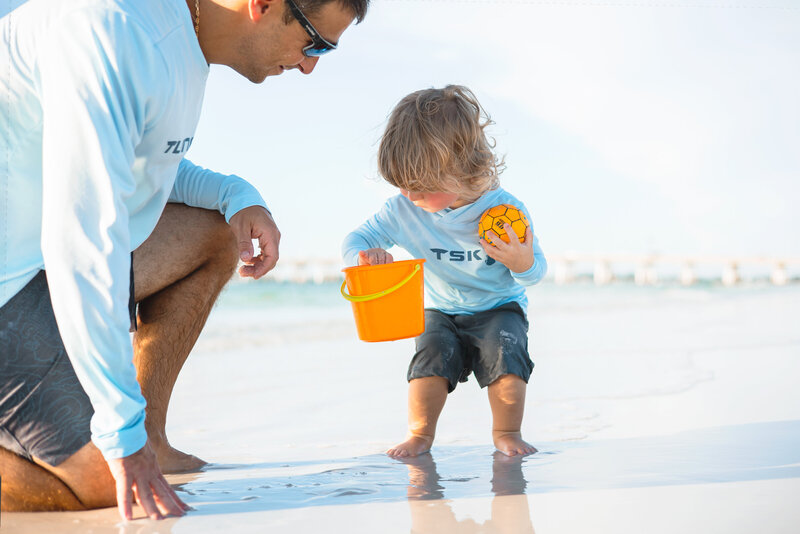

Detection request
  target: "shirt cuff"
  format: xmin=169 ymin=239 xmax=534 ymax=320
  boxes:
xmin=91 ymin=410 xmax=148 ymax=460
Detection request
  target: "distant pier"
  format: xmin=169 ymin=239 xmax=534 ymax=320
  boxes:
xmin=549 ymin=253 xmax=800 ymax=286
xmin=262 ymin=254 xmax=800 ymax=286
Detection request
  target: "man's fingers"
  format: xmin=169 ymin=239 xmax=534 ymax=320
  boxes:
xmin=107 ymin=440 xmax=189 ymax=522
xmin=233 ymin=225 xmax=254 ymax=262
xmin=151 ymin=490 xmax=171 ymax=518
xmin=235 ymin=223 xmax=279 ymax=279
xmin=238 ymin=260 xmax=274 ymax=279
xmin=152 ymin=477 xmax=187 ymax=517
xmin=253 ymin=212 xmax=280 ymax=270
xmin=135 ymin=480 xmax=163 ymax=521
xmin=115 ymin=475 xmax=134 ymax=521
xmin=171 ymin=483 xmax=192 ymax=512
xmin=259 ymin=229 xmax=279 ymax=254
xmin=238 ymin=239 xmax=254 ymax=262
xmin=228 ymin=205 xmax=280 ymax=267
xmin=256 ymin=237 xmax=279 ymax=272
xmin=237 ymin=236 xmax=279 ymax=279
xmin=250 ymin=259 xmax=274 ymax=279
xmin=246 ymin=251 xmax=278 ymax=279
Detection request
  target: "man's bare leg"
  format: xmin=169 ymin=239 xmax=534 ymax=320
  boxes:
xmin=387 ymin=376 xmax=449 ymax=458
xmin=133 ymin=204 xmax=239 ymax=473
xmin=488 ymin=374 xmax=537 ymax=457
xmin=0 ymin=444 xmax=114 ymax=511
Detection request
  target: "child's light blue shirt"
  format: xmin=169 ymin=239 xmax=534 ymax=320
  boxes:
xmin=0 ymin=0 xmax=266 ymax=460
xmin=342 ymin=187 xmax=547 ymax=315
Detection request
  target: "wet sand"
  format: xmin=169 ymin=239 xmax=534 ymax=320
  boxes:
xmin=5 ymin=429 xmax=799 ymax=533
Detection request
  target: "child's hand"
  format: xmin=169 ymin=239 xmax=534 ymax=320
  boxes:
xmin=480 ymin=226 xmax=534 ymax=273
xmin=358 ymin=248 xmax=394 ymax=266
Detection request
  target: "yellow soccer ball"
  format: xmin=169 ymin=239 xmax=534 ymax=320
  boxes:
xmin=478 ymin=204 xmax=529 ymax=245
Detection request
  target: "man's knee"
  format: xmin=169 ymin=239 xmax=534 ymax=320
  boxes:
xmin=134 ymin=205 xmax=240 ymax=299
xmin=205 ymin=210 xmax=240 ymax=276
xmin=171 ymin=204 xmax=239 ymax=276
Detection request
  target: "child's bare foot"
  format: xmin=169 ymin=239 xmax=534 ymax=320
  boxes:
xmin=387 ymin=435 xmax=433 ymax=458
xmin=493 ymin=431 xmax=537 ymax=457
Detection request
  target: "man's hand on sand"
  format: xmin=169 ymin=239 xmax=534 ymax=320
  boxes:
xmin=229 ymin=206 xmax=281 ymax=279
xmin=107 ymin=440 xmax=189 ymax=521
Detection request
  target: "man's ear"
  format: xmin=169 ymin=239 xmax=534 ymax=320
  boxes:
xmin=248 ymin=0 xmax=280 ymax=22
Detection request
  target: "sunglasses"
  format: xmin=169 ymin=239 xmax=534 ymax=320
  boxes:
xmin=285 ymin=0 xmax=337 ymax=57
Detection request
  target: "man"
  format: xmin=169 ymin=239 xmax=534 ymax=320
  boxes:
xmin=0 ymin=0 xmax=368 ymax=521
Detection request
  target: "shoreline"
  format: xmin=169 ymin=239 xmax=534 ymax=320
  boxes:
xmin=4 ymin=424 xmax=798 ymax=532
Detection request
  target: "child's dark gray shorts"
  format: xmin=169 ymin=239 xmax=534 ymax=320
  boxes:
xmin=408 ymin=302 xmax=533 ymax=393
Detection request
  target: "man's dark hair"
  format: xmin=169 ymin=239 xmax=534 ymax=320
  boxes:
xmin=284 ymin=0 xmax=369 ymax=24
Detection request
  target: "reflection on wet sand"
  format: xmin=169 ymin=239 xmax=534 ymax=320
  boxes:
xmin=5 ymin=420 xmax=800 ymax=533
xmin=403 ymin=452 xmax=535 ymax=534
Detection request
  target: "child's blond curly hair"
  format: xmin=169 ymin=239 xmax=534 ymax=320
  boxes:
xmin=377 ymin=85 xmax=505 ymax=202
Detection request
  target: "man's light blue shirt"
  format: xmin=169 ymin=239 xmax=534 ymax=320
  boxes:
xmin=1 ymin=0 xmax=266 ymax=459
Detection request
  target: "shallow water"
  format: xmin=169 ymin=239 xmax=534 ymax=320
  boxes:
xmin=168 ymin=419 xmax=800 ymax=514
xmin=5 ymin=420 xmax=799 ymax=533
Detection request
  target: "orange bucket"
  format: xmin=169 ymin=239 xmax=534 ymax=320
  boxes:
xmin=341 ymin=259 xmax=426 ymax=342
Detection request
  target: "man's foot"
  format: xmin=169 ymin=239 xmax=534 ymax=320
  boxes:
xmin=387 ymin=436 xmax=433 ymax=458
xmin=493 ymin=431 xmax=537 ymax=457
xmin=154 ymin=443 xmax=207 ymax=474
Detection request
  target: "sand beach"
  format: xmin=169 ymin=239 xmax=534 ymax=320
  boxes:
xmin=3 ymin=281 xmax=799 ymax=533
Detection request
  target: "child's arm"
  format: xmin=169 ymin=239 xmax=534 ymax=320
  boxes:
xmin=341 ymin=199 xmax=401 ymax=266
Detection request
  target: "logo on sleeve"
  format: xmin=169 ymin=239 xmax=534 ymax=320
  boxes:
xmin=164 ymin=137 xmax=194 ymax=154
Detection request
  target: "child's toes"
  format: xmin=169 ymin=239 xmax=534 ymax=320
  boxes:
xmin=386 ymin=447 xmax=409 ymax=458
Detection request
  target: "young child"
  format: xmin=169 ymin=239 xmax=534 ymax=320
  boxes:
xmin=342 ymin=85 xmax=547 ymax=458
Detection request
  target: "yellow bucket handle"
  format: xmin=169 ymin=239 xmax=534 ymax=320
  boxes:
xmin=341 ymin=263 xmax=422 ymax=303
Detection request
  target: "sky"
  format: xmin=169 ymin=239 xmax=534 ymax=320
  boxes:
xmin=189 ymin=0 xmax=800 ymax=262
